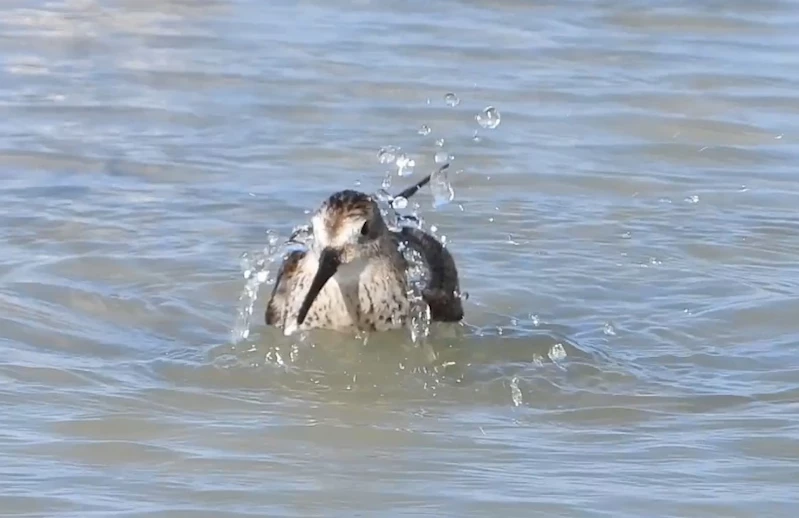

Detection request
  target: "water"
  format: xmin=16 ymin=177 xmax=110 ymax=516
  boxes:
xmin=2 ymin=0 xmax=799 ymax=516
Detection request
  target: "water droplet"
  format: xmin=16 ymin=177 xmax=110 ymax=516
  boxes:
xmin=530 ymin=314 xmax=540 ymax=326
xmin=435 ymin=138 xmax=445 ymax=148
xmin=418 ymin=124 xmax=431 ymax=136
xmin=396 ymin=154 xmax=416 ymax=176
xmin=472 ymin=130 xmax=481 ymax=142
xmin=392 ymin=196 xmax=408 ymax=209
xmin=548 ymin=343 xmax=566 ymax=361
xmin=621 ymin=231 xmax=632 ymax=239
xmin=378 ymin=146 xmax=400 ymax=164
xmin=381 ymin=172 xmax=392 ymax=190
xmin=603 ymin=322 xmax=616 ymax=336
xmin=256 ymin=271 xmax=268 ymax=283
xmin=430 ymin=166 xmax=455 ymax=207
xmin=243 ymin=269 xmax=252 ymax=279
xmin=354 ymin=179 xmax=361 ymax=187
xmin=684 ymin=195 xmax=699 ymax=204
xmin=444 ymin=92 xmax=460 ymax=107
xmin=476 ymin=106 xmax=501 ymax=129
xmin=434 ymin=151 xmax=449 ymax=164
xmin=510 ymin=376 xmax=523 ymax=406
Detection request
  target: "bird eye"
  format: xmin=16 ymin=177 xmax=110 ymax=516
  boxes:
xmin=360 ymin=222 xmax=370 ymax=236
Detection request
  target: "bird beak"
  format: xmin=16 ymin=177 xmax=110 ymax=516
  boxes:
xmin=296 ymin=247 xmax=341 ymax=327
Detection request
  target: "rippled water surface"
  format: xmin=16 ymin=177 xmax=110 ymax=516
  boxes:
xmin=3 ymin=0 xmax=799 ymax=516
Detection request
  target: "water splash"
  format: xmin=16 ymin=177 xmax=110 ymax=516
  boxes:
xmin=396 ymin=153 xmax=415 ymax=176
xmin=231 ymin=231 xmax=282 ymax=343
xmin=374 ymin=188 xmax=402 ymax=231
xmin=476 ymin=106 xmax=501 ymax=129
xmin=399 ymin=241 xmax=432 ymax=345
xmin=548 ymin=343 xmax=567 ymax=362
xmin=510 ymin=376 xmax=523 ymax=406
xmin=378 ymin=145 xmax=416 ymax=177
xmin=391 ymin=196 xmax=408 ymax=210
xmin=377 ymin=145 xmax=400 ymax=164
xmin=430 ymin=166 xmax=455 ymax=208
xmin=603 ymin=322 xmax=617 ymax=336
xmin=444 ymin=92 xmax=460 ymax=107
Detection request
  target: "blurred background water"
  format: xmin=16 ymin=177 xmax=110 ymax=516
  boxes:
xmin=2 ymin=0 xmax=799 ymax=516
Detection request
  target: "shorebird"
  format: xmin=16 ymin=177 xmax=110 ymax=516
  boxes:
xmin=265 ymin=169 xmax=464 ymax=336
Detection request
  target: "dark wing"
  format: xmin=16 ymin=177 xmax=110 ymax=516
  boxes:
xmin=265 ymin=249 xmax=307 ymax=327
xmin=393 ymin=227 xmax=464 ymax=322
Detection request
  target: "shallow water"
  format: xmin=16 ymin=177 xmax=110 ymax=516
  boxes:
xmin=2 ymin=0 xmax=799 ymax=516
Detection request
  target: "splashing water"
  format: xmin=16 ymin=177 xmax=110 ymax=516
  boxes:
xmin=377 ymin=146 xmax=400 ymax=164
xmin=398 ymin=241 xmax=433 ymax=345
xmin=510 ymin=376 xmax=523 ymax=406
xmin=548 ymin=343 xmax=567 ymax=362
xmin=430 ymin=166 xmax=455 ymax=208
xmin=444 ymin=92 xmax=460 ymax=107
xmin=476 ymin=106 xmax=501 ymax=129
xmin=392 ymin=196 xmax=408 ymax=210
xmin=378 ymin=146 xmax=416 ymax=177
xmin=396 ymin=153 xmax=415 ymax=176
xmin=231 ymin=231 xmax=282 ymax=343
xmin=374 ymin=188 xmax=402 ymax=231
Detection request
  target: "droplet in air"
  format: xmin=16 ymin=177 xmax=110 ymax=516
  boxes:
xmin=472 ymin=130 xmax=481 ymax=142
xmin=430 ymin=166 xmax=455 ymax=207
xmin=510 ymin=376 xmax=523 ymax=407
xmin=392 ymin=196 xmax=408 ymax=209
xmin=434 ymin=151 xmax=449 ymax=164
xmin=530 ymin=314 xmax=540 ymax=326
xmin=603 ymin=322 xmax=616 ymax=336
xmin=444 ymin=93 xmax=460 ymax=107
xmin=418 ymin=124 xmax=431 ymax=136
xmin=684 ymin=195 xmax=699 ymax=204
xmin=435 ymin=138 xmax=445 ymax=148
xmin=378 ymin=146 xmax=400 ymax=164
xmin=396 ymin=153 xmax=416 ymax=176
xmin=476 ymin=106 xmax=501 ymax=129
xmin=548 ymin=343 xmax=567 ymax=361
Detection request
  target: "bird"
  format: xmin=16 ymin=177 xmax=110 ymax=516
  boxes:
xmin=265 ymin=168 xmax=463 ymax=336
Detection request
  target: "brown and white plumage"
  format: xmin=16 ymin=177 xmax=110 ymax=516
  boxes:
xmin=265 ymin=186 xmax=463 ymax=336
